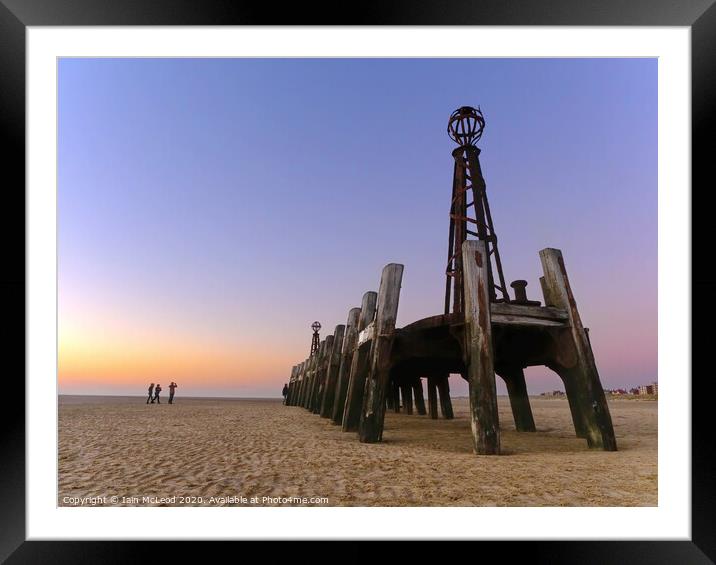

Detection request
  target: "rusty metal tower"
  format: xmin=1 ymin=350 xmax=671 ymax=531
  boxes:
xmin=310 ymin=321 xmax=321 ymax=355
xmin=444 ymin=106 xmax=510 ymax=314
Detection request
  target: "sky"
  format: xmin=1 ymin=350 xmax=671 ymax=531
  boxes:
xmin=58 ymin=58 xmax=657 ymax=398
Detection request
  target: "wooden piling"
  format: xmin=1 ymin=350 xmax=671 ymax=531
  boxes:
xmin=312 ymin=339 xmax=330 ymax=412
xmin=499 ymin=367 xmax=536 ymax=432
xmin=331 ymin=307 xmax=361 ymax=425
xmin=392 ymin=380 xmax=401 ymax=413
xmin=359 ymin=263 xmax=404 ymax=443
xmin=427 ymin=376 xmax=438 ymax=419
xmin=558 ymin=370 xmax=588 ymax=438
xmin=296 ymin=361 xmax=307 ymax=406
xmin=412 ymin=377 xmax=427 ymax=415
xmin=342 ymin=291 xmax=378 ymax=432
xmin=286 ymin=365 xmax=297 ymax=405
xmin=311 ymin=336 xmax=333 ymax=414
xmin=291 ymin=360 xmax=303 ymax=407
xmin=539 ymin=275 xmax=556 ymax=307
xmin=320 ymin=325 xmax=345 ymax=418
xmin=539 ymin=248 xmax=617 ymax=451
xmin=385 ymin=382 xmax=395 ymax=410
xmin=291 ymin=361 xmax=305 ymax=406
xmin=285 ymin=365 xmax=294 ymax=405
xmin=302 ymin=353 xmax=317 ymax=409
xmin=462 ymin=240 xmax=501 ymax=455
xmin=400 ymin=382 xmax=413 ymax=415
xmin=437 ymin=375 xmax=454 ymax=420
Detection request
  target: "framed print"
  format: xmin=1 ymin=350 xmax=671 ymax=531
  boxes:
xmin=2 ymin=0 xmax=715 ymax=561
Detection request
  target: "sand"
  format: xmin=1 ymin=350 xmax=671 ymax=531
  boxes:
xmin=58 ymin=395 xmax=657 ymax=507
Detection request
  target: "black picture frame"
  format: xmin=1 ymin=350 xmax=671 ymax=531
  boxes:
xmin=2 ymin=1 xmax=714 ymax=561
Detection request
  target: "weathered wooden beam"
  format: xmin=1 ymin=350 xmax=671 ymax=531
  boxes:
xmin=285 ymin=365 xmax=294 ymax=405
xmin=427 ymin=376 xmax=438 ymax=419
xmin=540 ymin=248 xmax=617 ymax=451
xmin=539 ymin=275 xmax=557 ymax=308
xmin=359 ymin=263 xmax=405 ymax=443
xmin=311 ymin=339 xmax=329 ymax=412
xmin=302 ymin=353 xmax=318 ymax=409
xmin=392 ymin=380 xmax=401 ymax=413
xmin=400 ymin=382 xmax=414 ymax=415
xmin=311 ymin=336 xmax=333 ymax=414
xmin=320 ymin=324 xmax=345 ymax=418
xmin=558 ymin=368 xmax=588 ymax=438
xmin=499 ymin=367 xmax=536 ymax=432
xmin=412 ymin=377 xmax=427 ymax=415
xmin=491 ymin=302 xmax=568 ymax=321
xmin=331 ymin=307 xmax=361 ymax=425
xmin=286 ymin=365 xmax=297 ymax=405
xmin=491 ymin=314 xmax=566 ymax=327
xmin=289 ymin=361 xmax=304 ymax=406
xmin=300 ymin=357 xmax=311 ymax=408
xmin=296 ymin=361 xmax=307 ymax=406
xmin=385 ymin=381 xmax=395 ymax=410
xmin=298 ymin=360 xmax=307 ymax=408
xmin=437 ymin=375 xmax=454 ymax=420
xmin=342 ymin=291 xmax=378 ymax=432
xmin=291 ymin=360 xmax=303 ymax=406
xmin=462 ymin=240 xmax=501 ymax=455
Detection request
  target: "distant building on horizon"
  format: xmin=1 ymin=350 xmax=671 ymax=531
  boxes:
xmin=540 ymin=390 xmax=566 ymax=397
xmin=635 ymin=381 xmax=658 ymax=395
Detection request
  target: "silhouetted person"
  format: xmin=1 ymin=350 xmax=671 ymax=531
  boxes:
xmin=153 ymin=383 xmax=162 ymax=404
xmin=146 ymin=383 xmax=155 ymax=404
xmin=282 ymin=383 xmax=289 ymax=404
xmin=169 ymin=382 xmax=178 ymax=404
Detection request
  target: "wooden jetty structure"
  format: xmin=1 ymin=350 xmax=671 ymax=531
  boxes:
xmin=286 ymin=106 xmax=617 ymax=455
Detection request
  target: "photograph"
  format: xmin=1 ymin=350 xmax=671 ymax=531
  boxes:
xmin=56 ymin=56 xmax=658 ymax=508
xmin=3 ymin=4 xmax=711 ymax=557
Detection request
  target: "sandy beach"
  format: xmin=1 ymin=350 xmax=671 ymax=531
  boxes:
xmin=58 ymin=395 xmax=657 ymax=507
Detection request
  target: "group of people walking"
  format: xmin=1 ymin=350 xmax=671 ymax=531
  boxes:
xmin=146 ymin=382 xmax=178 ymax=404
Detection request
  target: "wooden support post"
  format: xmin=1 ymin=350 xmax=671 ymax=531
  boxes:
xmin=427 ymin=376 xmax=438 ymax=419
xmin=309 ymin=345 xmax=322 ymax=411
xmin=331 ymin=308 xmax=361 ymax=425
xmin=300 ymin=359 xmax=311 ymax=408
xmin=302 ymin=353 xmax=317 ymax=409
xmin=539 ymin=276 xmax=557 ymax=307
xmin=298 ymin=360 xmax=307 ymax=408
xmin=293 ymin=361 xmax=304 ymax=407
xmin=285 ymin=365 xmax=294 ymax=405
xmin=412 ymin=377 xmax=427 ymax=415
xmin=320 ymin=325 xmax=345 ymax=418
xmin=437 ymin=375 xmax=454 ymax=419
xmin=400 ymin=382 xmax=413 ymax=415
xmin=311 ymin=336 xmax=333 ymax=414
xmin=462 ymin=240 xmax=501 ymax=455
xmin=286 ymin=365 xmax=297 ymax=405
xmin=342 ymin=291 xmax=378 ymax=432
xmin=499 ymin=368 xmax=536 ymax=432
xmin=300 ymin=357 xmax=311 ymax=408
xmin=289 ymin=361 xmax=303 ymax=406
xmin=385 ymin=385 xmax=394 ymax=410
xmin=359 ymin=263 xmax=404 ymax=443
xmin=558 ymin=371 xmax=588 ymax=438
xmin=540 ymin=248 xmax=617 ymax=451
xmin=392 ymin=380 xmax=401 ymax=413
xmin=295 ymin=361 xmax=307 ymax=406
